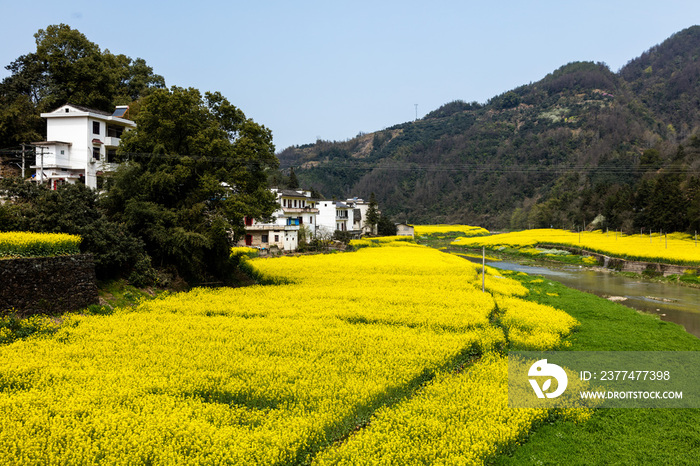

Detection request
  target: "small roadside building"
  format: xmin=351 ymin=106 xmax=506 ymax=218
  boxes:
xmin=396 ymin=223 xmax=415 ymax=238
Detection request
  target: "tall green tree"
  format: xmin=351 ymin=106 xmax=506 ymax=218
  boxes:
xmin=377 ymin=213 xmax=397 ymax=236
xmin=288 ymin=167 xmax=299 ymax=189
xmin=645 ymin=173 xmax=687 ymax=232
xmin=364 ymin=192 xmax=379 ymax=235
xmin=0 ymin=24 xmax=164 ymax=148
xmin=104 ymin=86 xmax=279 ymax=283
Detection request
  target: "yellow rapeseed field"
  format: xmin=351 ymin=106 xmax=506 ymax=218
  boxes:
xmin=0 ymin=239 xmax=584 ymax=464
xmin=315 ymin=355 xmax=588 ymax=466
xmin=413 ymin=224 xmax=490 ymax=236
xmin=452 ymin=228 xmax=700 ymax=265
xmin=0 ymin=231 xmax=81 ymax=258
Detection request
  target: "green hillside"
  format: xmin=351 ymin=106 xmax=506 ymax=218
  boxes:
xmin=278 ymin=26 xmax=700 ymax=231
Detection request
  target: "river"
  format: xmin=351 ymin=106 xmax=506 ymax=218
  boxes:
xmin=463 ymin=257 xmax=700 ymax=339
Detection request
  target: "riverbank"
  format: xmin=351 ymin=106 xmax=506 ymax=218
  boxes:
xmin=476 ymin=245 xmax=700 ymax=288
xmin=414 ymin=230 xmax=700 ymax=463
xmin=417 ymin=229 xmax=700 ymax=288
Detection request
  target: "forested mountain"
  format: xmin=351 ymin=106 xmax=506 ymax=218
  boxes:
xmin=278 ymin=26 xmax=700 ymax=232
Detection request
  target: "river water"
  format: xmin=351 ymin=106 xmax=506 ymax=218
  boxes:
xmin=463 ymin=257 xmax=700 ymax=339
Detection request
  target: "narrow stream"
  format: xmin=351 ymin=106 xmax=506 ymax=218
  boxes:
xmin=463 ymin=257 xmax=700 ymax=339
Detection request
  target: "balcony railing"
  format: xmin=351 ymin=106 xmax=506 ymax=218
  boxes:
xmin=282 ymin=206 xmax=319 ymax=214
xmin=104 ymin=137 xmax=120 ymax=148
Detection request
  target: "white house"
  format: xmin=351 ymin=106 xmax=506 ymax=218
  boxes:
xmin=345 ymin=197 xmax=377 ymax=236
xmin=31 ymin=104 xmax=135 ymax=190
xmin=239 ymin=189 xmax=381 ymax=251
xmin=239 ymin=189 xmax=319 ymax=252
xmin=396 ymin=223 xmax=415 ymax=238
xmin=317 ymin=200 xmax=354 ymax=236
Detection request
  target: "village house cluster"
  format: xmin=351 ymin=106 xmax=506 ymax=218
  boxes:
xmin=14 ymin=104 xmax=388 ymax=252
xmin=239 ymin=190 xmax=377 ymax=252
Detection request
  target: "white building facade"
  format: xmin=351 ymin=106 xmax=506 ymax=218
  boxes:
xmin=31 ymin=104 xmax=135 ymax=189
xmin=317 ymin=200 xmax=354 ymax=236
xmin=239 ymin=189 xmax=319 ymax=252
xmin=345 ymin=198 xmax=377 ymax=236
xmin=239 ymin=190 xmax=380 ymax=251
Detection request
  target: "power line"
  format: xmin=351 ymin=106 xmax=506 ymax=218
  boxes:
xmin=286 ymin=161 xmax=700 ymax=175
xmin=3 ymin=147 xmax=698 ymax=175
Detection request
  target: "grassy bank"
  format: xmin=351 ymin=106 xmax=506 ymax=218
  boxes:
xmin=416 ymin=230 xmax=700 ymax=463
xmin=494 ymin=273 xmax=700 ymax=465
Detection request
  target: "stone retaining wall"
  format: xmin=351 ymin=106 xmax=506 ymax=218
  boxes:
xmin=0 ymin=254 xmax=98 ymax=315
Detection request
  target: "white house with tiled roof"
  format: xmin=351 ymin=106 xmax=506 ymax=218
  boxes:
xmin=239 ymin=189 xmax=380 ymax=251
xmin=31 ymin=104 xmax=135 ymax=189
xmin=240 ymin=189 xmax=319 ymax=251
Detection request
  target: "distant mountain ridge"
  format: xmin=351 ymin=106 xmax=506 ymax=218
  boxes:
xmin=278 ymin=26 xmax=700 ymax=233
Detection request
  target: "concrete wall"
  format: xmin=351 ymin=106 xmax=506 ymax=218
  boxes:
xmin=0 ymin=255 xmax=98 ymax=315
xmin=316 ymin=201 xmax=337 ymax=235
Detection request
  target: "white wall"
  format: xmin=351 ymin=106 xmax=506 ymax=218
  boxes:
xmin=316 ymin=201 xmax=337 ymax=236
xmin=40 ymin=105 xmax=135 ymax=189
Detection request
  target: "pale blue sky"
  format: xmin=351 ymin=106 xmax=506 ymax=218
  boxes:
xmin=1 ymin=1 xmax=699 ymax=151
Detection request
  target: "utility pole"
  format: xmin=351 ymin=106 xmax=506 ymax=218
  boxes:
xmin=21 ymin=144 xmax=26 ymax=179
xmin=37 ymin=146 xmax=46 ymax=184
xmin=414 ymin=104 xmax=418 ymax=121
xmin=482 ymin=246 xmax=485 ymax=293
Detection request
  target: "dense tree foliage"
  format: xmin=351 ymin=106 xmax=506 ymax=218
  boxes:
xmin=103 ymin=86 xmax=279 ymax=283
xmin=1 ymin=26 xmax=279 ymax=287
xmin=377 ymin=213 xmax=397 ymax=236
xmin=0 ymin=24 xmax=164 ymax=149
xmin=279 ymin=26 xmax=700 ymax=234
xmin=621 ymin=26 xmax=700 ymax=138
xmin=364 ymin=192 xmax=379 ymax=234
xmin=0 ymin=178 xmax=151 ymax=283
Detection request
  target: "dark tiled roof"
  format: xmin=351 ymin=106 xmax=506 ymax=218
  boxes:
xmin=60 ymin=104 xmax=113 ymax=117
xmin=277 ymin=189 xmax=317 ymax=199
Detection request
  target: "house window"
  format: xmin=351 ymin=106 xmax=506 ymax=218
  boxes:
xmin=107 ymin=125 xmax=124 ymax=138
xmin=283 ymin=199 xmax=287 ymax=207
xmin=294 ymin=199 xmax=297 ymax=208
xmin=262 ymin=234 xmax=269 ymax=243
xmin=93 ymin=121 xmax=100 ymax=135
xmin=244 ymin=216 xmax=253 ymax=226
xmin=92 ymin=147 xmax=100 ymax=161
xmin=274 ymin=235 xmax=279 ymax=242
xmin=107 ymin=149 xmax=117 ymax=163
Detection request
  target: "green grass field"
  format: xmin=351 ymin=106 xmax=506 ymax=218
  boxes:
xmin=495 ymin=275 xmax=700 ymax=465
